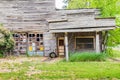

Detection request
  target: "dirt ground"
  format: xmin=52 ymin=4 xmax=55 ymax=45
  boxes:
xmin=0 ymin=56 xmax=63 ymax=63
xmin=0 ymin=56 xmax=63 ymax=73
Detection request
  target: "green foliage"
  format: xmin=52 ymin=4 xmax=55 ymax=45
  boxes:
xmin=26 ymin=51 xmax=30 ymax=57
xmin=107 ymin=28 xmax=120 ymax=46
xmin=116 ymin=15 xmax=120 ymax=26
xmin=68 ymin=0 xmax=120 ymax=23
xmin=68 ymin=0 xmax=94 ymax=9
xmin=69 ymin=52 xmax=107 ymax=62
xmin=68 ymin=0 xmax=117 ymax=17
xmin=0 ymin=53 xmax=3 ymax=58
xmin=0 ymin=26 xmax=15 ymax=55
xmin=105 ymin=48 xmax=114 ymax=57
xmin=112 ymin=49 xmax=120 ymax=57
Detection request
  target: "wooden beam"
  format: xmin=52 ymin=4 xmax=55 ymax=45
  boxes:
xmin=65 ymin=32 xmax=69 ymax=61
xmin=96 ymin=32 xmax=100 ymax=53
xmin=50 ymin=27 xmax=115 ymax=33
xmin=56 ymin=9 xmax=95 ymax=15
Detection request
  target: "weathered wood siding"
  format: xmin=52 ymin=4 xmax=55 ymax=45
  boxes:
xmin=49 ymin=9 xmax=116 ymax=32
xmin=43 ymin=32 xmax=56 ymax=56
xmin=49 ymin=19 xmax=115 ymax=30
xmin=0 ymin=0 xmax=55 ymax=31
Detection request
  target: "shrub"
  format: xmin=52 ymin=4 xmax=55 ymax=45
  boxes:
xmin=105 ymin=48 xmax=114 ymax=57
xmin=0 ymin=53 xmax=3 ymax=58
xmin=69 ymin=52 xmax=107 ymax=62
xmin=0 ymin=26 xmax=15 ymax=56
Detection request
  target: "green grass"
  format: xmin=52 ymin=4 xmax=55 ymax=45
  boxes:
xmin=69 ymin=52 xmax=107 ymax=62
xmin=0 ymin=57 xmax=120 ymax=80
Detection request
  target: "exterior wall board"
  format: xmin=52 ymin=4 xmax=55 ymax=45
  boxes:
xmin=0 ymin=0 xmax=55 ymax=31
xmin=43 ymin=32 xmax=56 ymax=56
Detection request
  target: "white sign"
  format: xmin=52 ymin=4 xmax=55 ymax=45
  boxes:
xmin=32 ymin=43 xmax=35 ymax=46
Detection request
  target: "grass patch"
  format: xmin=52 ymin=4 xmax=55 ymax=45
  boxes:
xmin=69 ymin=52 xmax=107 ymax=62
xmin=0 ymin=57 xmax=120 ymax=79
xmin=34 ymin=62 xmax=120 ymax=79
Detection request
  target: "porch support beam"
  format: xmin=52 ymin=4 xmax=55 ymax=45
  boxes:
xmin=65 ymin=32 xmax=69 ymax=61
xmin=96 ymin=32 xmax=100 ymax=53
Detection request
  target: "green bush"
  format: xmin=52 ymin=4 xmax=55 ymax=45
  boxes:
xmin=0 ymin=53 xmax=3 ymax=58
xmin=0 ymin=26 xmax=15 ymax=56
xmin=105 ymin=48 xmax=114 ymax=57
xmin=69 ymin=52 xmax=107 ymax=62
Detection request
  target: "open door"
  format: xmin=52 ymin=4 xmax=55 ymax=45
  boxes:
xmin=58 ymin=38 xmax=65 ymax=57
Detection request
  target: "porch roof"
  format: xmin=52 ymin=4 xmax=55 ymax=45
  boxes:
xmin=48 ymin=9 xmax=116 ymax=33
xmin=50 ymin=27 xmax=115 ymax=33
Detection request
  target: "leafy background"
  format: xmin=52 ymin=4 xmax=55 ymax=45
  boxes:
xmin=68 ymin=0 xmax=120 ymax=46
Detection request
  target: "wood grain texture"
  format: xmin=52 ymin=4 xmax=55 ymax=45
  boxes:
xmin=0 ymin=0 xmax=55 ymax=31
xmin=49 ymin=9 xmax=116 ymax=32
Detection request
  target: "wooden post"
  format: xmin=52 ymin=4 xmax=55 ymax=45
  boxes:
xmin=96 ymin=32 xmax=100 ymax=53
xmin=65 ymin=32 xmax=69 ymax=61
xmin=26 ymin=33 xmax=29 ymax=55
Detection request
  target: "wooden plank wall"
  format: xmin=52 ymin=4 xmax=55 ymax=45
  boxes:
xmin=49 ymin=11 xmax=116 ymax=30
xmin=43 ymin=32 xmax=56 ymax=56
xmin=0 ymin=0 xmax=55 ymax=32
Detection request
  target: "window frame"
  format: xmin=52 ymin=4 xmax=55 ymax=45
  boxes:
xmin=75 ymin=36 xmax=95 ymax=50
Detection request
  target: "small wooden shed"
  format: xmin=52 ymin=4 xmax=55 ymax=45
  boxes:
xmin=0 ymin=0 xmax=116 ymax=59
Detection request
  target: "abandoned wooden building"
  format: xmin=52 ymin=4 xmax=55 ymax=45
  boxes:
xmin=0 ymin=0 xmax=116 ymax=59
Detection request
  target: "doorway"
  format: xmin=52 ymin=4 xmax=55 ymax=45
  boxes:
xmin=58 ymin=38 xmax=65 ymax=57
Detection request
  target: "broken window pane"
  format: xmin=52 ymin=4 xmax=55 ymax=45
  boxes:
xmin=36 ymin=38 xmax=40 ymax=41
xmin=37 ymin=34 xmax=39 ymax=37
xmin=40 ymin=34 xmax=43 ymax=37
xmin=29 ymin=34 xmax=31 ymax=37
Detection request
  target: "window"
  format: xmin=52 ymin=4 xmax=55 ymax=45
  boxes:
xmin=28 ymin=33 xmax=44 ymax=51
xmin=13 ymin=33 xmax=27 ymax=54
xmin=76 ymin=37 xmax=94 ymax=50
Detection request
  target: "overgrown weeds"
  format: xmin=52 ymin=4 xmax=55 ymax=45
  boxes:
xmin=69 ymin=52 xmax=107 ymax=62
